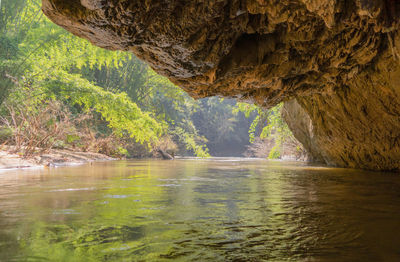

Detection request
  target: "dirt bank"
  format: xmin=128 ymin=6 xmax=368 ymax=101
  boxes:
xmin=0 ymin=147 xmax=114 ymax=169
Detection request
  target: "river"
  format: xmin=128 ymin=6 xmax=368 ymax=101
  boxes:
xmin=0 ymin=159 xmax=399 ymax=261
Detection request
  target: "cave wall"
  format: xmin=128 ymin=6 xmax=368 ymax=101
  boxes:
xmin=292 ymin=49 xmax=400 ymax=170
xmin=41 ymin=0 xmax=400 ymax=171
xmin=282 ymin=100 xmax=325 ymax=163
xmin=282 ymin=44 xmax=400 ymax=171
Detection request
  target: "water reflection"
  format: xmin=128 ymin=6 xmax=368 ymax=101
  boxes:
xmin=0 ymin=159 xmax=399 ymax=261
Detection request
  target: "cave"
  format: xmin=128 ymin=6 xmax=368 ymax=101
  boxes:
xmin=41 ymin=0 xmax=400 ymax=171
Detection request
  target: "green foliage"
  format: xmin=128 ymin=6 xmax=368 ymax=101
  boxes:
xmin=233 ymin=102 xmax=259 ymax=118
xmin=234 ymin=102 xmax=266 ymax=143
xmin=259 ymin=103 xmax=293 ymax=144
xmin=248 ymin=115 xmax=260 ymax=143
xmin=43 ymin=71 xmax=164 ymax=146
xmin=79 ymin=51 xmax=212 ymax=157
xmin=192 ymin=97 xmax=253 ymax=156
xmin=172 ymin=126 xmax=210 ymax=158
xmin=236 ymin=102 xmax=299 ymax=158
xmin=268 ymin=145 xmax=281 ymax=159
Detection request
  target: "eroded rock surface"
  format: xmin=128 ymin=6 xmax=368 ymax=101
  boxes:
xmin=282 ymin=99 xmax=325 ymax=164
xmin=42 ymin=0 xmax=400 ymax=171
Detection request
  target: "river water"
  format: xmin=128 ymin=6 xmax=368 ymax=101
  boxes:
xmin=0 ymin=159 xmax=399 ymax=261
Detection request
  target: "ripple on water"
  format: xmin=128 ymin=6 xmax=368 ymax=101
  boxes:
xmin=48 ymin=187 xmax=96 ymax=192
xmin=0 ymin=159 xmax=399 ymax=262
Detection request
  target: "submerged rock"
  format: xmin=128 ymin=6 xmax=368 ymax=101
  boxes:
xmin=42 ymin=0 xmax=400 ymax=171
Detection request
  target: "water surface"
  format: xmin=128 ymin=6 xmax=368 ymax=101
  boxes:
xmin=0 ymin=159 xmax=399 ymax=261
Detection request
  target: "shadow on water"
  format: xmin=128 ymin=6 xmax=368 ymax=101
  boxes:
xmin=0 ymin=159 xmax=399 ymax=261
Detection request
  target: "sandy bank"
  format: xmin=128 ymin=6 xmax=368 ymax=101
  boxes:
xmin=0 ymin=147 xmax=114 ymax=169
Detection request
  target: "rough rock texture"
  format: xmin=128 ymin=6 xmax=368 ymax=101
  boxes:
xmin=41 ymin=0 xmax=400 ymax=171
xmin=286 ymin=49 xmax=400 ymax=171
xmin=282 ymin=99 xmax=325 ymax=163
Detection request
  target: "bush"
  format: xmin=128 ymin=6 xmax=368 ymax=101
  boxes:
xmin=0 ymin=100 xmax=129 ymax=158
xmin=0 ymin=101 xmax=72 ymax=157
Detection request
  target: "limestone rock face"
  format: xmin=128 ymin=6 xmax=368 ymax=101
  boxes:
xmin=282 ymin=99 xmax=325 ymax=164
xmin=296 ymin=50 xmax=400 ymax=171
xmin=42 ymin=0 xmax=400 ymax=171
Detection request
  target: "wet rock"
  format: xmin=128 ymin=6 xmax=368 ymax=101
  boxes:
xmin=42 ymin=0 xmax=400 ymax=171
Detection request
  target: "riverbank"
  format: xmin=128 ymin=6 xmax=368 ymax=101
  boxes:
xmin=0 ymin=146 xmax=114 ymax=170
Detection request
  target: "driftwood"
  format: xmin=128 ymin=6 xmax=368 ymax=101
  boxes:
xmin=157 ymin=149 xmax=174 ymax=160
